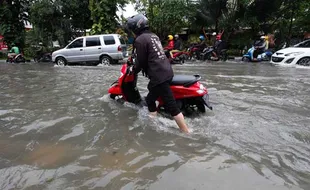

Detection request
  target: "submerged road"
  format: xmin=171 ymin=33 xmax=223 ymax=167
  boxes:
xmin=0 ymin=61 xmax=309 ymax=189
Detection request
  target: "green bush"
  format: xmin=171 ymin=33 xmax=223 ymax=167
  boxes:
xmin=23 ymin=47 xmax=36 ymax=59
xmin=0 ymin=52 xmax=7 ymax=59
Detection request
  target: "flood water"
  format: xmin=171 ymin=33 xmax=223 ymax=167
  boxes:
xmin=0 ymin=61 xmax=309 ymax=190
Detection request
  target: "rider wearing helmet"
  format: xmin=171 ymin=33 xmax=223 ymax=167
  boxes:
xmin=169 ymin=34 xmax=182 ymax=59
xmin=165 ymin=35 xmax=175 ymax=58
xmin=8 ymin=43 xmax=20 ymax=58
xmin=197 ymin=34 xmax=207 ymax=51
xmin=173 ymin=34 xmax=181 ymax=50
xmin=253 ymin=35 xmax=267 ymax=60
xmin=126 ymin=14 xmax=189 ymax=133
xmin=166 ymin=35 xmax=174 ymax=50
xmin=212 ymin=30 xmax=225 ymax=59
xmin=199 ymin=35 xmax=205 ymax=42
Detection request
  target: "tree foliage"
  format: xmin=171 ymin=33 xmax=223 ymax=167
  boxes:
xmin=1 ymin=0 xmax=309 ymax=51
xmin=89 ymin=0 xmax=127 ymax=35
xmin=29 ymin=0 xmax=92 ymax=47
xmin=130 ymin=0 xmax=193 ymax=39
xmin=0 ymin=0 xmax=29 ymax=48
xmin=195 ymin=0 xmax=229 ymax=31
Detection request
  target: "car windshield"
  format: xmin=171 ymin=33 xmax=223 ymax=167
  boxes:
xmin=294 ymin=40 xmax=310 ymax=48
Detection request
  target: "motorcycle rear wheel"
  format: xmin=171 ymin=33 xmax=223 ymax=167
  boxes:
xmin=196 ymin=102 xmax=206 ymax=113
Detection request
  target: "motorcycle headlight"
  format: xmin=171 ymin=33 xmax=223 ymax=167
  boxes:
xmin=284 ymin=52 xmax=304 ymax=56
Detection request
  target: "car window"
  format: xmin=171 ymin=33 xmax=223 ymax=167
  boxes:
xmin=119 ymin=36 xmax=126 ymax=45
xmin=104 ymin=36 xmax=116 ymax=45
xmin=295 ymin=40 xmax=310 ymax=48
xmin=86 ymin=37 xmax=101 ymax=47
xmin=68 ymin=38 xmax=83 ymax=48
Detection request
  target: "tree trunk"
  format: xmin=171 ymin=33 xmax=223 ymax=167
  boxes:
xmin=215 ymin=19 xmax=219 ymax=32
xmin=287 ymin=0 xmax=295 ymax=46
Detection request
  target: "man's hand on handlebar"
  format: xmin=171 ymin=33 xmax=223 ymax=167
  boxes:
xmin=127 ymin=56 xmax=134 ymax=65
xmin=126 ymin=65 xmax=134 ymax=75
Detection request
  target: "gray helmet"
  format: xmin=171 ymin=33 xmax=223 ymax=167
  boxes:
xmin=126 ymin=14 xmax=149 ymax=35
xmin=174 ymin=34 xmax=179 ymax=39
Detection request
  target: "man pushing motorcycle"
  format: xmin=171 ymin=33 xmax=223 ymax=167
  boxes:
xmin=125 ymin=14 xmax=190 ymax=133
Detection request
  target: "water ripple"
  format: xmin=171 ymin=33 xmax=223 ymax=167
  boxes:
xmin=0 ymin=62 xmax=309 ymax=189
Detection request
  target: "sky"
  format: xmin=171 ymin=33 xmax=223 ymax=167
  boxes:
xmin=117 ymin=3 xmax=138 ymax=19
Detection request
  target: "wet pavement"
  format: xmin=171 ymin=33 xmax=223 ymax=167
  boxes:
xmin=0 ymin=61 xmax=309 ymax=190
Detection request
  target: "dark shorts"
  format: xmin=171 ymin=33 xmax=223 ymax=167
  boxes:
xmin=145 ymin=80 xmax=181 ymax=117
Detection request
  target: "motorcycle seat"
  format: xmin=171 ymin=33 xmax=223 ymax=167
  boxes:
xmin=171 ymin=74 xmax=201 ymax=87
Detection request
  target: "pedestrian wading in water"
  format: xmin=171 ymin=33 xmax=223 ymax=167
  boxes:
xmin=125 ymin=14 xmax=190 ymax=133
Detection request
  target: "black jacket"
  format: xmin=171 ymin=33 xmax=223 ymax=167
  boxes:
xmin=134 ymin=30 xmax=174 ymax=87
xmin=174 ymin=39 xmax=181 ymax=50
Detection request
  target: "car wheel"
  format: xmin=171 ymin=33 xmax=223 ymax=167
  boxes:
xmin=297 ymin=57 xmax=310 ymax=66
xmin=100 ymin=55 xmax=112 ymax=66
xmin=56 ymin=57 xmax=67 ymax=66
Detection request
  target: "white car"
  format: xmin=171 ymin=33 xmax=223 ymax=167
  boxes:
xmin=271 ymin=39 xmax=310 ymax=66
xmin=52 ymin=34 xmax=127 ymax=66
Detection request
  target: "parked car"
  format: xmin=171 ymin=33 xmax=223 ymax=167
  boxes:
xmin=271 ymin=39 xmax=310 ymax=66
xmin=52 ymin=34 xmax=128 ymax=66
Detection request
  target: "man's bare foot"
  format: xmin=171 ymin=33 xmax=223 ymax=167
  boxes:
xmin=173 ymin=113 xmax=190 ymax=133
xmin=149 ymin=111 xmax=157 ymax=118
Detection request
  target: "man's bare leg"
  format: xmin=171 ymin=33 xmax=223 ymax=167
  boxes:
xmin=173 ymin=113 xmax=190 ymax=133
xmin=170 ymin=51 xmax=174 ymax=59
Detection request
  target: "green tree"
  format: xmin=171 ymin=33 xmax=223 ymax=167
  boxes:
xmin=29 ymin=0 xmax=92 ymax=47
xmin=195 ymin=0 xmax=228 ymax=32
xmin=29 ymin=0 xmax=61 ymax=46
xmin=129 ymin=0 xmax=193 ymax=39
xmin=60 ymin=0 xmax=93 ymax=33
xmin=150 ymin=0 xmax=191 ymax=39
xmin=294 ymin=0 xmax=310 ymax=33
xmin=0 ymin=0 xmax=29 ymax=48
xmin=89 ymin=0 xmax=128 ymax=34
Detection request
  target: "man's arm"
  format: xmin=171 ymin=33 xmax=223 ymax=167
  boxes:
xmin=134 ymin=38 xmax=148 ymax=74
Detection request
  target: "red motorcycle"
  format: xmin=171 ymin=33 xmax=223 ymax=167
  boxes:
xmin=108 ymin=57 xmax=213 ymax=114
xmin=187 ymin=43 xmax=205 ymax=60
xmin=164 ymin=47 xmax=191 ymax=64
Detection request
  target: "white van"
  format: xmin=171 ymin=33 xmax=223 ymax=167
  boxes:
xmin=52 ymin=34 xmax=127 ymax=66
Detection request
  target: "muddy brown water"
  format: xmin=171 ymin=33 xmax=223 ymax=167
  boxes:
xmin=0 ymin=61 xmax=309 ymax=190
